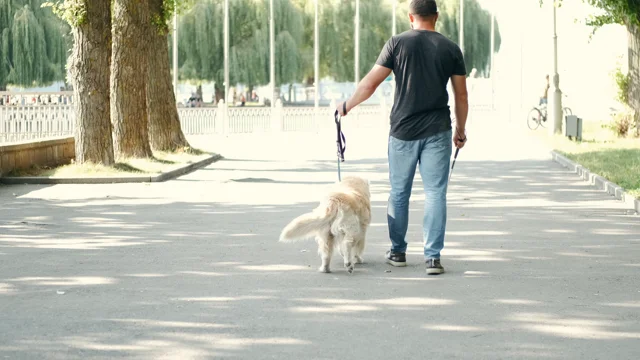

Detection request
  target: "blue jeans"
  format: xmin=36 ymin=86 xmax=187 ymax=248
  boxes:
xmin=387 ymin=129 xmax=452 ymax=260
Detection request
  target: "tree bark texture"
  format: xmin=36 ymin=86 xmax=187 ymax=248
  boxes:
xmin=111 ymin=0 xmax=153 ymax=158
xmin=69 ymin=0 xmax=114 ymax=165
xmin=628 ymin=22 xmax=640 ymax=131
xmin=147 ymin=0 xmax=190 ymax=151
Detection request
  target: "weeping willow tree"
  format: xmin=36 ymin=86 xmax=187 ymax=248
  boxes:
xmin=177 ymin=0 xmax=305 ymax=102
xmin=176 ymin=0 xmax=500 ymax=102
xmin=437 ymin=0 xmax=501 ymax=76
xmin=0 ymin=0 xmax=70 ymax=90
xmin=300 ymin=0 xmax=499 ymax=82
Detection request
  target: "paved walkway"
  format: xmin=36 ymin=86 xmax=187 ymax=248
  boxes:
xmin=1 ymin=118 xmax=639 ymax=359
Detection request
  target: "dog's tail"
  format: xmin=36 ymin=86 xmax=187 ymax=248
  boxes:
xmin=279 ymin=200 xmax=339 ymax=242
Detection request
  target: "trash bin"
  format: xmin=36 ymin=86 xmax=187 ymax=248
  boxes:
xmin=564 ymin=115 xmax=582 ymax=141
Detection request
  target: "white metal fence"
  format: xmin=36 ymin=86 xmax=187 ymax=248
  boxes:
xmin=0 ymin=105 xmax=75 ymax=143
xmin=0 ymin=100 xmax=395 ymax=143
xmin=0 ymin=95 xmax=496 ymax=144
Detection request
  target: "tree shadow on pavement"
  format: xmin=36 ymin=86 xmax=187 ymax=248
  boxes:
xmin=0 ymin=156 xmax=639 ymax=359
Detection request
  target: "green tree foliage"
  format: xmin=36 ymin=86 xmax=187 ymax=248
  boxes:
xmin=177 ymin=0 xmax=305 ymax=94
xmin=177 ymin=0 xmax=500 ymax=92
xmin=437 ymin=0 xmax=501 ymax=76
xmin=540 ymin=0 xmax=640 ymax=29
xmin=0 ymin=0 xmax=70 ymax=89
xmin=541 ymin=0 xmax=640 ymax=130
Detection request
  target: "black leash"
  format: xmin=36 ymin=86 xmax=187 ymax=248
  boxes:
xmin=334 ymin=110 xmax=346 ymax=181
xmin=449 ymin=129 xmax=466 ymax=183
xmin=448 ymin=148 xmax=459 ymax=183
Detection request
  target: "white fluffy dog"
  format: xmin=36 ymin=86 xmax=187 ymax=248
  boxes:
xmin=279 ymin=176 xmax=371 ymax=273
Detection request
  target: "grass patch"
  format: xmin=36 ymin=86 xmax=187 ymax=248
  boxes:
xmin=7 ymin=146 xmax=214 ymax=178
xmin=548 ymin=120 xmax=640 ymax=199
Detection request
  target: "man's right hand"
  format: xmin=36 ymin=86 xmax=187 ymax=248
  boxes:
xmin=453 ymin=128 xmax=467 ymax=149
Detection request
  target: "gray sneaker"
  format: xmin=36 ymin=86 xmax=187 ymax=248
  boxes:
xmin=426 ymin=259 xmax=444 ymax=275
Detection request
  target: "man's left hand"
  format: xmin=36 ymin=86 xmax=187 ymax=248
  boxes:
xmin=337 ymin=101 xmax=349 ymax=116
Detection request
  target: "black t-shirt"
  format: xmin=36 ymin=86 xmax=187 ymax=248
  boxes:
xmin=376 ymin=29 xmax=466 ymax=141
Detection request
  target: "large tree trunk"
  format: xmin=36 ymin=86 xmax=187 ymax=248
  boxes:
xmin=68 ymin=0 xmax=114 ymax=165
xmin=110 ymin=0 xmax=153 ymax=158
xmin=147 ymin=0 xmax=190 ymax=151
xmin=627 ymin=22 xmax=640 ymax=132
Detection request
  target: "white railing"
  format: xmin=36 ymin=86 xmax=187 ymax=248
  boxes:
xmin=0 ymin=99 xmax=496 ymax=144
xmin=282 ymin=107 xmax=320 ymax=132
xmin=227 ymin=106 xmax=272 ymax=133
xmin=0 ymin=91 xmax=74 ymax=107
xmin=178 ymin=108 xmax=218 ymax=135
xmin=0 ymin=105 xmax=75 ymax=143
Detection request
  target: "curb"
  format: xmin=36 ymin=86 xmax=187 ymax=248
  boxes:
xmin=551 ymin=150 xmax=639 ymax=214
xmin=0 ymin=153 xmax=223 ymax=185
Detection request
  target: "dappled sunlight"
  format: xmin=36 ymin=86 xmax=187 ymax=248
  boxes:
xmin=108 ymin=318 xmax=235 ymax=329
xmin=383 ymin=277 xmax=439 ymax=282
xmin=173 ymin=295 xmax=275 ymax=303
xmin=1 ymin=129 xmax=640 ymax=359
xmin=123 ymin=273 xmax=170 ymax=278
xmin=0 ymin=235 xmax=151 ymax=250
xmin=292 ymin=297 xmax=457 ymax=307
xmin=178 ymin=271 xmax=225 ymax=277
xmin=544 ymin=229 xmax=576 ymax=234
xmin=62 ymin=337 xmax=153 ymax=352
xmin=237 ymin=264 xmax=309 ymax=271
xmin=369 ymin=222 xmax=387 ymax=227
xmin=463 ymin=271 xmax=491 ymax=277
xmin=7 ymin=276 xmax=116 ymax=286
xmin=555 ymin=251 xmax=611 ymax=259
xmin=516 ymin=256 xmax=555 ymax=261
xmin=592 ymin=228 xmax=635 ymax=236
xmin=11 ymin=326 xmax=311 ymax=358
xmin=210 ymin=261 xmax=246 ymax=267
xmin=439 ymin=248 xmax=511 ymax=262
xmin=0 ymin=282 xmax=17 ymax=294
xmin=492 ymin=299 xmax=542 ymax=305
xmin=290 ymin=304 xmax=378 ymax=313
xmin=446 ymin=230 xmax=509 ymax=236
xmin=423 ymin=324 xmax=486 ymax=332
xmin=600 ymin=301 xmax=640 ymax=308
xmin=510 ymin=312 xmax=640 ymax=340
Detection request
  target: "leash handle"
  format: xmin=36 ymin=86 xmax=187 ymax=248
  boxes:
xmin=334 ymin=110 xmax=347 ymax=182
xmin=448 ymin=147 xmax=460 ymax=183
xmin=334 ymin=110 xmax=346 ymax=162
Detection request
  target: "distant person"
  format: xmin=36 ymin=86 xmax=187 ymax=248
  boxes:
xmin=540 ymin=74 xmax=550 ymax=106
xmin=336 ymin=0 xmax=468 ymax=275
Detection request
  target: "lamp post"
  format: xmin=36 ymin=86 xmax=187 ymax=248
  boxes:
xmin=224 ymin=0 xmax=229 ymax=105
xmin=490 ymin=10 xmax=495 ymax=109
xmin=270 ymin=0 xmax=275 ymax=108
xmin=314 ymin=0 xmax=319 ymax=109
xmin=459 ymin=0 xmax=464 ymax=56
xmin=354 ymin=0 xmax=360 ymax=85
xmin=550 ymin=0 xmax=563 ymax=134
xmin=172 ymin=12 xmax=178 ymax=98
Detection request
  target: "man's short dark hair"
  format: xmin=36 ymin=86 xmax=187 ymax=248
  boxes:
xmin=409 ymin=0 xmax=438 ymax=18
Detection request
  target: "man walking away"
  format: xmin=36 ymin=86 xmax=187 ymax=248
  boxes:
xmin=337 ymin=0 xmax=469 ymax=275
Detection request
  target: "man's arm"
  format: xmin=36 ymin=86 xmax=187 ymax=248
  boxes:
xmin=338 ymin=65 xmax=391 ymax=116
xmin=450 ymin=74 xmax=469 ymax=148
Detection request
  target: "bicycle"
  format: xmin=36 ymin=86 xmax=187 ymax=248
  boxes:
xmin=527 ymin=102 xmax=572 ymax=130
